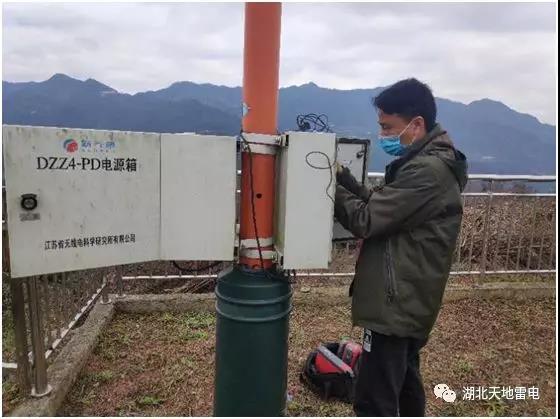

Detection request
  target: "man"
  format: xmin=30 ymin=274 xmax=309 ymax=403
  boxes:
xmin=334 ymin=78 xmax=467 ymax=416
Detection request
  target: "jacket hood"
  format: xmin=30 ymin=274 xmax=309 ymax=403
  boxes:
xmin=413 ymin=124 xmax=468 ymax=191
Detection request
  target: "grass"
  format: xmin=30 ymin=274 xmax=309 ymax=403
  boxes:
xmin=93 ymin=370 xmax=115 ymax=383
xmin=136 ymin=395 xmax=165 ymax=407
xmin=48 ymin=297 xmax=557 ymax=417
xmin=454 ymin=358 xmax=475 ymax=378
xmin=2 ymin=274 xmax=15 ymax=361
xmin=1 ymin=379 xmax=24 ymax=416
xmin=182 ymin=312 xmax=215 ymax=329
xmin=1 ymin=311 xmax=15 ymax=360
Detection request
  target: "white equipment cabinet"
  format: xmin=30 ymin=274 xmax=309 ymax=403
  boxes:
xmin=160 ymin=133 xmax=237 ymax=261
xmin=274 ymin=131 xmax=336 ymax=269
xmin=2 ymin=125 xmax=160 ymax=278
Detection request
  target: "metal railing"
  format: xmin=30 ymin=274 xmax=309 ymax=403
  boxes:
xmin=121 ymin=173 xmax=556 ymax=282
xmin=1 ymin=173 xmax=556 ymax=398
xmin=3 ymin=182 xmax=110 ymax=395
xmin=2 ymin=271 xmax=109 ymax=396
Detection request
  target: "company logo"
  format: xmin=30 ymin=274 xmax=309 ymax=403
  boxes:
xmin=63 ymin=139 xmax=79 ymax=153
xmin=434 ymin=384 xmax=457 ymax=403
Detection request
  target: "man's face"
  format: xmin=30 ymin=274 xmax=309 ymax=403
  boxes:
xmin=377 ymin=110 xmax=424 ymax=146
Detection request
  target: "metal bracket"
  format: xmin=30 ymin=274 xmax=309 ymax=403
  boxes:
xmin=242 ymin=133 xmax=282 ymax=146
xmin=239 ymin=133 xmax=284 ymax=155
xmin=279 ymin=134 xmax=289 ymax=147
xmin=239 ymin=248 xmax=277 ymax=261
xmin=274 ymin=246 xmax=285 ymax=268
xmin=240 ymin=237 xmax=274 ymax=248
xmin=241 ymin=143 xmax=277 ymax=155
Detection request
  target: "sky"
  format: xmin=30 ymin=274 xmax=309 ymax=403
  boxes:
xmin=1 ymin=1 xmax=557 ymax=124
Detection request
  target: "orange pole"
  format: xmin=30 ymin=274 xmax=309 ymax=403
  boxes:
xmin=239 ymin=2 xmax=281 ymax=269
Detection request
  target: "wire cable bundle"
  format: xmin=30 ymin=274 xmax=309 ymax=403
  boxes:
xmin=238 ymin=132 xmax=266 ymax=271
xmin=236 ymin=133 xmax=294 ymax=284
xmin=296 ymin=113 xmax=336 ymax=203
xmin=296 ymin=113 xmax=332 ymax=132
xmin=305 ymin=151 xmax=336 ymax=204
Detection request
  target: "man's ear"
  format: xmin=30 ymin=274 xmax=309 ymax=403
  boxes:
xmin=414 ymin=116 xmax=426 ymax=131
xmin=411 ymin=117 xmax=427 ymax=138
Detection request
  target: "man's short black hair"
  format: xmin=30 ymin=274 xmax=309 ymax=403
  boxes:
xmin=373 ymin=78 xmax=437 ymax=131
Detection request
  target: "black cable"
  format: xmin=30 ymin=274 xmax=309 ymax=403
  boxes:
xmin=239 ymin=132 xmax=265 ymax=271
xmin=316 ymin=114 xmax=331 ymax=132
xmin=296 ymin=113 xmax=332 ymax=133
xmin=305 ymin=151 xmax=336 ymax=204
xmin=237 ymin=133 xmax=325 ymax=284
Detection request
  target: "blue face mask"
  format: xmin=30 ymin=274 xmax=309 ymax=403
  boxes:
xmin=378 ymin=136 xmax=406 ymax=156
xmin=377 ymin=120 xmax=415 ymax=156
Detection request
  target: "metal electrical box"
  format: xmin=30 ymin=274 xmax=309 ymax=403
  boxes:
xmin=333 ymin=138 xmax=370 ymax=240
xmin=3 ymin=126 xmax=239 ymax=278
xmin=2 ymin=125 xmax=160 ymax=278
xmin=3 ymin=124 xmax=347 ymax=276
xmin=274 ymin=131 xmax=336 ymax=269
xmin=160 ymin=133 xmax=237 ymax=261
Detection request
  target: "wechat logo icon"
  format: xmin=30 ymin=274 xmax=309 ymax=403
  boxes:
xmin=434 ymin=384 xmax=457 ymax=403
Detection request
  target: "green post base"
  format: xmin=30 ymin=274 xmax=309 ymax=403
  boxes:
xmin=213 ymin=265 xmax=292 ymax=416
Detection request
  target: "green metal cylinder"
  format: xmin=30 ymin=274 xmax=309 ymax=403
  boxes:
xmin=213 ymin=266 xmax=292 ymax=416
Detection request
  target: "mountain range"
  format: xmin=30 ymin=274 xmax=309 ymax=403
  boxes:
xmin=2 ymin=73 xmax=556 ymax=174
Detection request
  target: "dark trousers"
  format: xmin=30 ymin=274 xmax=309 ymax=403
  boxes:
xmin=354 ymin=330 xmax=428 ymax=417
